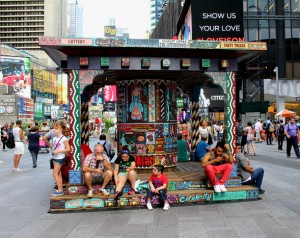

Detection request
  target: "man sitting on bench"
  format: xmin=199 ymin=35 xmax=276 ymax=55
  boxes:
xmin=83 ymin=144 xmax=113 ymax=197
xmin=202 ymin=141 xmax=233 ymax=193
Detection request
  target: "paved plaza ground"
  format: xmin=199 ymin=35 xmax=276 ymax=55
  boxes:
xmin=0 ymin=139 xmax=300 ymax=238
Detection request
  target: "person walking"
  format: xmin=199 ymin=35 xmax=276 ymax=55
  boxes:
xmin=13 ymin=120 xmax=25 ymax=172
xmin=276 ymin=119 xmax=285 ymax=150
xmin=1 ymin=125 xmax=8 ymax=151
xmin=265 ymin=117 xmax=273 ymax=145
xmin=254 ymin=119 xmax=263 ymax=143
xmin=245 ymin=122 xmax=257 ymax=156
xmin=27 ymin=126 xmax=41 ymax=168
xmin=284 ymin=117 xmax=300 ymax=159
xmin=236 ymin=119 xmax=244 ymax=144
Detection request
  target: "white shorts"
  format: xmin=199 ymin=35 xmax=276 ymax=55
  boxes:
xmin=14 ymin=142 xmax=25 ymax=155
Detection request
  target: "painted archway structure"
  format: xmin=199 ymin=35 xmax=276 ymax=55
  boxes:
xmin=39 ymin=37 xmax=266 ymax=180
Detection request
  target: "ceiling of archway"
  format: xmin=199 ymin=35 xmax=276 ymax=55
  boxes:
xmin=92 ymin=70 xmax=212 ymax=87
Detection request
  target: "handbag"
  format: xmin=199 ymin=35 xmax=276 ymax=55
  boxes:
xmin=50 ymin=136 xmax=64 ymax=169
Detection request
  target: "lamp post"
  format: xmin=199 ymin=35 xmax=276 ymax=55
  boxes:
xmin=274 ymin=67 xmax=279 ymax=113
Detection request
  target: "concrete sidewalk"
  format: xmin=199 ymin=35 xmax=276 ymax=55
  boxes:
xmin=0 ymin=140 xmax=300 ymax=237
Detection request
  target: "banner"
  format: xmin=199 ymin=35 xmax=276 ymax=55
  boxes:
xmin=104 ymin=85 xmax=117 ymax=102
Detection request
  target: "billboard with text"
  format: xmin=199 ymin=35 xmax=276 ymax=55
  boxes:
xmin=191 ymin=0 xmax=244 ymax=41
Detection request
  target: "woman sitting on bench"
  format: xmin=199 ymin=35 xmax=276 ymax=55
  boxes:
xmin=113 ymin=146 xmax=136 ymax=200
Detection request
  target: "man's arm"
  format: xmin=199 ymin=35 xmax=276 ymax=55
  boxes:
xmin=202 ymin=153 xmax=222 ymax=168
xmin=103 ymin=160 xmax=112 ymax=171
xmin=224 ymin=144 xmax=234 ymax=163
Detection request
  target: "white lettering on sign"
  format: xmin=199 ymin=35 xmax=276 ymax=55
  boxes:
xmin=199 ymin=25 xmax=240 ymax=32
xmin=211 ymin=96 xmax=224 ymax=100
xmin=202 ymin=13 xmax=236 ymax=19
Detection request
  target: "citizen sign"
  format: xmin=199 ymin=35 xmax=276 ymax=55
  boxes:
xmin=211 ymin=95 xmax=224 ymax=100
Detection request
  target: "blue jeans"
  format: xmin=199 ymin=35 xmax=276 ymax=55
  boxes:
xmin=147 ymin=189 xmax=167 ymax=201
xmin=250 ymin=167 xmax=264 ymax=189
xmin=237 ymin=135 xmax=242 ymax=144
xmin=29 ymin=150 xmax=39 ymax=167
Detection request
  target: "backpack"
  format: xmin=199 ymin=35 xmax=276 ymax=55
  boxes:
xmin=262 ymin=122 xmax=267 ymax=130
xmin=6 ymin=134 xmax=15 ymax=149
xmin=236 ymin=124 xmax=244 ymax=136
xmin=278 ymin=124 xmax=285 ymax=136
xmin=99 ymin=141 xmax=114 ymax=159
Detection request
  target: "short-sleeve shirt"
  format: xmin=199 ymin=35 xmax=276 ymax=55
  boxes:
xmin=236 ymin=152 xmax=251 ymax=182
xmin=285 ymin=123 xmax=299 ymax=137
xmin=115 ymin=155 xmax=135 ymax=173
xmin=83 ymin=153 xmax=110 ymax=177
xmin=52 ymin=135 xmax=68 ymax=160
xmin=150 ymin=173 xmax=168 ymax=189
xmin=196 ymin=141 xmax=209 ymax=160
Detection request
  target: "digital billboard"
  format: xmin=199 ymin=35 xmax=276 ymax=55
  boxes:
xmin=191 ymin=0 xmax=244 ymax=41
xmin=193 ymin=85 xmax=224 ymax=109
xmin=0 ymin=56 xmax=31 ymax=98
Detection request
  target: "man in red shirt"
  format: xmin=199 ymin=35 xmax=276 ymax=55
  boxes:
xmin=146 ymin=164 xmax=170 ymax=211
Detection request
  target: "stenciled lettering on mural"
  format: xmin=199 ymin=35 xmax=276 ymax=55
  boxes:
xmin=179 ymin=193 xmax=212 ymax=202
xmin=168 ymin=181 xmax=203 ymax=191
xmin=83 ymin=198 xmax=104 ymax=208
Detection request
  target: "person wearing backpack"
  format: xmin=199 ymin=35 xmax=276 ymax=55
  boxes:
xmin=265 ymin=117 xmax=273 ymax=145
xmin=276 ymin=119 xmax=285 ymax=150
xmin=98 ymin=134 xmax=111 ymax=159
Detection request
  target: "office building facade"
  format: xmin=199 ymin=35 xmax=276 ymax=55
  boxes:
xmin=67 ymin=0 xmax=83 ymax=37
xmin=0 ymin=0 xmax=68 ymax=50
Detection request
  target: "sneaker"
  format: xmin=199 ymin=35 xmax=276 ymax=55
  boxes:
xmin=51 ymin=191 xmax=64 ymax=196
xmin=259 ymin=189 xmax=265 ymax=194
xmin=113 ymin=191 xmax=123 ymax=200
xmin=87 ymin=189 xmax=93 ymax=198
xmin=219 ymin=184 xmax=227 ymax=192
xmin=0 ymin=160 xmax=3 ymax=164
xmin=128 ymin=188 xmax=135 ymax=195
xmin=146 ymin=203 xmax=153 ymax=210
xmin=163 ymin=203 xmax=170 ymax=211
xmin=213 ymin=185 xmax=221 ymax=193
xmin=287 ymin=156 xmax=290 ymax=158
xmin=99 ymin=188 xmax=109 ymax=196
xmin=13 ymin=168 xmax=22 ymax=172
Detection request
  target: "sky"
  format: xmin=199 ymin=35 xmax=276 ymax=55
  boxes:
xmin=79 ymin=0 xmax=150 ymax=39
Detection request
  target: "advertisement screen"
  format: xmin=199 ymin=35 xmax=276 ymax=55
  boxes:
xmin=191 ymin=0 xmax=244 ymax=41
xmin=0 ymin=56 xmax=31 ymax=98
xmin=193 ymin=85 xmax=224 ymax=109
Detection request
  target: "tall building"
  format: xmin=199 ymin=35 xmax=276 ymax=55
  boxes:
xmin=0 ymin=0 xmax=68 ymax=50
xmin=67 ymin=0 xmax=83 ymax=37
xmin=150 ymin=0 xmax=169 ymax=33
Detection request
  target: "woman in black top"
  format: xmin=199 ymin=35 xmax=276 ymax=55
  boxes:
xmin=113 ymin=147 xmax=136 ymax=200
xmin=27 ymin=126 xmax=41 ymax=168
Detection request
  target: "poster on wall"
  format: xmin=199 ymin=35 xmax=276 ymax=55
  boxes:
xmin=0 ymin=56 xmax=31 ymax=98
xmin=191 ymin=0 xmax=244 ymax=41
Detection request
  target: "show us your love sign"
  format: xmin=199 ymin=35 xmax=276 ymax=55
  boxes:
xmin=191 ymin=0 xmax=244 ymax=41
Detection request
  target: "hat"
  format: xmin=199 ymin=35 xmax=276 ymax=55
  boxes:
xmin=201 ymin=134 xmax=208 ymax=140
xmin=295 ymin=116 xmax=299 ymax=120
